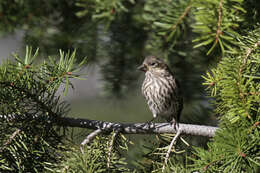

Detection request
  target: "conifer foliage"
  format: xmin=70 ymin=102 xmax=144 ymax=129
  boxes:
xmin=0 ymin=47 xmax=86 ymax=172
xmin=0 ymin=0 xmax=259 ymax=172
xmin=193 ymin=29 xmax=260 ymax=172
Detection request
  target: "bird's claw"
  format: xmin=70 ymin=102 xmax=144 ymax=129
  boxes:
xmin=145 ymin=118 xmax=156 ymax=128
xmin=171 ymin=120 xmax=179 ymax=131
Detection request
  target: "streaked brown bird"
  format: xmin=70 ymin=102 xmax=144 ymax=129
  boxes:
xmin=138 ymin=56 xmax=183 ymax=128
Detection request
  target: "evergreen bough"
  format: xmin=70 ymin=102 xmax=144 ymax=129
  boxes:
xmin=192 ymin=29 xmax=260 ymax=172
xmin=0 ymin=0 xmax=259 ymax=172
xmin=0 ymin=47 xmax=85 ymax=172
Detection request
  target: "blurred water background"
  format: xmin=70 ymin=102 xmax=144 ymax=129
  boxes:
xmin=0 ymin=30 xmax=145 ymax=119
xmin=0 ymin=30 xmax=215 ymax=123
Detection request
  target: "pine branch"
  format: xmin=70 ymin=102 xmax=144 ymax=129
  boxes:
xmin=81 ymin=129 xmax=103 ymax=145
xmin=107 ymin=130 xmax=119 ymax=168
xmin=171 ymin=0 xmax=192 ymax=30
xmin=57 ymin=117 xmax=218 ymax=137
xmin=0 ymin=82 xmax=58 ymax=117
xmin=237 ymin=41 xmax=260 ymax=118
xmin=80 ymin=129 xmax=102 ymax=153
xmin=0 ymin=129 xmax=21 ymax=152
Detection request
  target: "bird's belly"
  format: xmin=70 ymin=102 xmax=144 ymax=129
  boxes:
xmin=144 ymin=83 xmax=174 ymax=116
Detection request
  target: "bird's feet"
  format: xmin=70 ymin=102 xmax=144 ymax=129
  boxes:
xmin=171 ymin=119 xmax=179 ymax=132
xmin=145 ymin=117 xmax=156 ymax=128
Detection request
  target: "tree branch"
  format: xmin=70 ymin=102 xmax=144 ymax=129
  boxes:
xmin=171 ymin=0 xmax=192 ymax=30
xmin=216 ymin=0 xmax=223 ymax=42
xmin=57 ymin=117 xmax=218 ymax=137
xmin=81 ymin=129 xmax=103 ymax=146
xmin=107 ymin=130 xmax=119 ymax=168
xmin=0 ymin=129 xmax=21 ymax=152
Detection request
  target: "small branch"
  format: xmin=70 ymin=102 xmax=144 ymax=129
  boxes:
xmin=57 ymin=117 xmax=218 ymax=137
xmin=171 ymin=0 xmax=192 ymax=30
xmin=216 ymin=0 xmax=223 ymax=43
xmin=162 ymin=129 xmax=182 ymax=172
xmin=243 ymin=41 xmax=260 ymax=66
xmin=0 ymin=129 xmax=21 ymax=152
xmin=80 ymin=129 xmax=102 ymax=154
xmin=107 ymin=130 xmax=119 ymax=168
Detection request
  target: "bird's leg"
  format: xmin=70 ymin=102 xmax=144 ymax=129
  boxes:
xmin=170 ymin=119 xmax=179 ymax=132
xmin=145 ymin=117 xmax=155 ymax=128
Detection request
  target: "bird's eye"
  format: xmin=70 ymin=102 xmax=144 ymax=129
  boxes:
xmin=150 ymin=62 xmax=157 ymax=67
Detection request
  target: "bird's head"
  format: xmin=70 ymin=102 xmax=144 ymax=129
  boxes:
xmin=138 ymin=56 xmax=169 ymax=75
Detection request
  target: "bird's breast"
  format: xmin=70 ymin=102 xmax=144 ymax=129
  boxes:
xmin=142 ymin=72 xmax=177 ymax=115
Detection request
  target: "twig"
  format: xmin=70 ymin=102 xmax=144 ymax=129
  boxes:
xmin=216 ymin=0 xmax=223 ymax=43
xmin=162 ymin=129 xmax=182 ymax=172
xmin=107 ymin=130 xmax=119 ymax=168
xmin=0 ymin=129 xmax=21 ymax=152
xmin=171 ymin=0 xmax=192 ymax=30
xmin=80 ymin=129 xmax=102 ymax=154
xmin=243 ymin=41 xmax=260 ymax=66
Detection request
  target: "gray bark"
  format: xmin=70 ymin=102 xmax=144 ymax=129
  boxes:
xmin=58 ymin=117 xmax=218 ymax=137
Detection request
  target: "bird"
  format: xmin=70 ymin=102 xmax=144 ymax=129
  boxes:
xmin=138 ymin=56 xmax=183 ymax=129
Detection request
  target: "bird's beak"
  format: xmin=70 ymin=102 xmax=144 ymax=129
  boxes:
xmin=137 ymin=64 xmax=147 ymax=72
